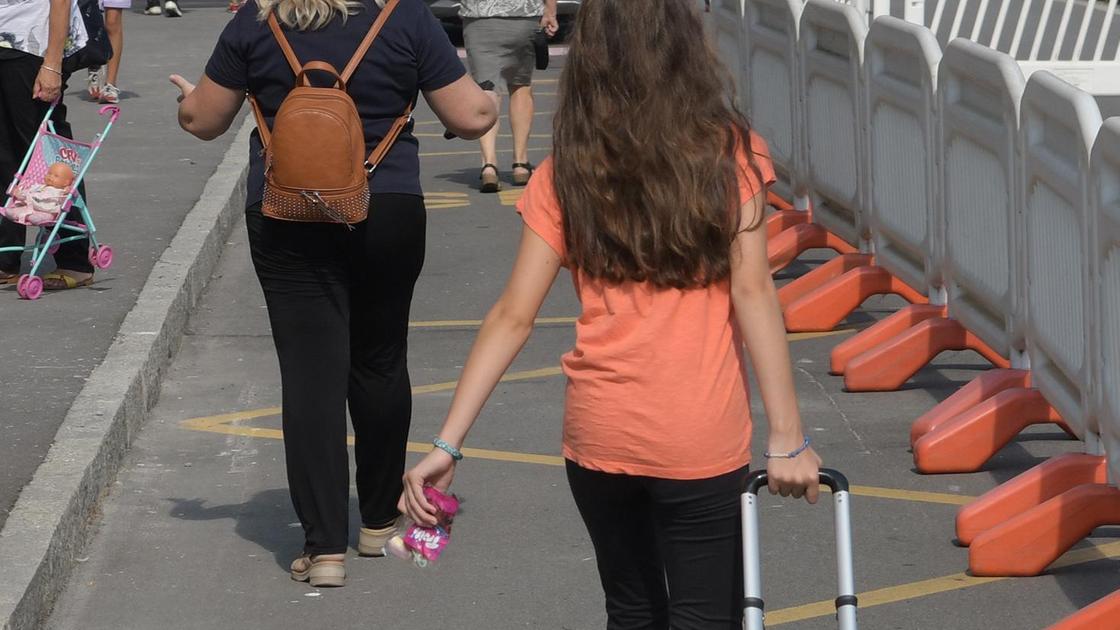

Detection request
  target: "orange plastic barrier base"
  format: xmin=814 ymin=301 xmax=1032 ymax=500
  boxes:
xmin=767 ymin=190 xmax=795 ymax=213
xmin=778 ymin=253 xmax=872 ymax=309
xmin=830 ymin=304 xmax=947 ymax=375
xmin=913 ymin=387 xmax=1073 ymax=474
xmin=779 ymin=261 xmax=928 ymax=333
xmin=969 ymin=481 xmax=1120 ymax=577
xmin=767 ymin=223 xmax=858 ymax=275
xmin=1046 ymin=589 xmax=1120 ymax=629
xmin=910 ymin=369 xmax=1030 ymax=445
xmin=956 ymin=454 xmax=1107 ymax=546
xmin=841 ymin=315 xmax=1011 ymax=392
xmin=765 ymin=209 xmax=810 ymax=241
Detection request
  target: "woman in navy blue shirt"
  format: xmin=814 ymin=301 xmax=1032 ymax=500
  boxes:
xmin=170 ymin=0 xmax=496 ymax=588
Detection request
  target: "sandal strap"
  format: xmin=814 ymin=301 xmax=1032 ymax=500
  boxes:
xmin=511 ymin=162 xmax=534 ymax=171
xmin=480 ymin=163 xmax=499 ymax=175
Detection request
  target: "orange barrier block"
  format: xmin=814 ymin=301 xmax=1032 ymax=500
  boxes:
xmin=783 ymin=265 xmax=928 ymax=332
xmin=912 ymin=388 xmax=1072 ymax=474
xmin=1046 ymin=589 xmax=1120 ymax=629
xmin=767 ymin=223 xmax=858 ymax=274
xmin=829 ymin=304 xmax=947 ymax=375
xmin=842 ymin=317 xmax=1011 ymax=392
xmin=778 ymin=253 xmax=872 ymax=309
xmin=909 ymin=369 xmax=1030 ymax=446
xmin=956 ymin=454 xmax=1107 ymax=546
xmin=969 ymin=481 xmax=1120 ymax=576
xmin=765 ymin=209 xmax=811 ymax=241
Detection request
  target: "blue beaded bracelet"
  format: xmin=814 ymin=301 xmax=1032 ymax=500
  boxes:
xmin=763 ymin=436 xmax=811 ymax=459
xmin=433 ymin=437 xmax=464 ymax=461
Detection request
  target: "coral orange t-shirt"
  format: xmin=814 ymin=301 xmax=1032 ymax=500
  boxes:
xmin=517 ymin=132 xmax=777 ymax=480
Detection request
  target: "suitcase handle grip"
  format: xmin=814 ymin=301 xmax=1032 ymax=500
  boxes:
xmin=745 ymin=468 xmax=849 ymax=495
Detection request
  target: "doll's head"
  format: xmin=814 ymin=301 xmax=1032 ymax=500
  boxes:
xmin=44 ymin=163 xmax=75 ymax=189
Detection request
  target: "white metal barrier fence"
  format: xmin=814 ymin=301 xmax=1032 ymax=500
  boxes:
xmin=865 ymin=17 xmax=943 ymax=298
xmin=842 ymin=0 xmax=1120 ymax=94
xmin=939 ymin=40 xmax=1025 ymax=359
xmin=800 ymin=0 xmax=870 ymax=247
xmin=1020 ymin=71 xmax=1102 ymax=442
xmin=1093 ymin=120 xmax=1120 ymax=483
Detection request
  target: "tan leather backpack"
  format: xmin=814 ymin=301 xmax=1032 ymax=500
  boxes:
xmin=248 ymin=0 xmax=410 ymax=226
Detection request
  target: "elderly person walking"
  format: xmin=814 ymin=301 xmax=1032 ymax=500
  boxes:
xmin=170 ymin=0 xmax=496 ymax=587
xmin=461 ymin=0 xmax=558 ymax=192
xmin=0 ymin=0 xmax=96 ymax=290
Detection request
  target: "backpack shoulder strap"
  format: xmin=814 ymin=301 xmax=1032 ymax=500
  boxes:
xmin=364 ymin=102 xmax=413 ymax=174
xmin=340 ymin=0 xmax=401 ymax=84
xmin=267 ymin=12 xmax=302 ymax=75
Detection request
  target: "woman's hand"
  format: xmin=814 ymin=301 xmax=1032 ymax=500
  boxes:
xmin=33 ymin=67 xmax=62 ymax=102
xmin=765 ymin=443 xmax=823 ymax=504
xmin=169 ymin=74 xmax=196 ymax=103
xmin=540 ymin=10 xmax=559 ymax=37
xmin=398 ymin=449 xmax=457 ymax=527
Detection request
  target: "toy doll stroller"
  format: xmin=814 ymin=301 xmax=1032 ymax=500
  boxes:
xmin=1 ymin=102 xmax=118 ymax=300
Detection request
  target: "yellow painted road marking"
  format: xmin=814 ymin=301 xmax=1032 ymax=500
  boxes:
xmin=424 ymin=192 xmax=471 ymax=210
xmin=181 ymin=410 xmax=976 ymax=507
xmin=420 ymin=147 xmax=551 ymax=158
xmin=499 ymin=189 xmax=525 ymax=207
xmin=766 ymin=540 xmax=1120 ymax=626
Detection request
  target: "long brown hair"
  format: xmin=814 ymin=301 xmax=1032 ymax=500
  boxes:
xmin=553 ymin=0 xmax=762 ymax=289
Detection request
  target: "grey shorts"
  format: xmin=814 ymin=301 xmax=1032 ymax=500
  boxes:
xmin=463 ymin=17 xmax=539 ymax=93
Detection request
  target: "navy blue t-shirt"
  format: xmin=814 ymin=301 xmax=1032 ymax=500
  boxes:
xmin=204 ymin=0 xmax=466 ymax=207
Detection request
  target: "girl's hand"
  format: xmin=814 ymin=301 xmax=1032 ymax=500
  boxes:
xmin=766 ymin=445 xmax=823 ymax=504
xmin=169 ymin=74 xmax=196 ymax=103
xmin=398 ymin=449 xmax=457 ymax=527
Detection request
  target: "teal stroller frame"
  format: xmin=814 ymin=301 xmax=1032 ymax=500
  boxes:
xmin=1 ymin=102 xmax=119 ymax=300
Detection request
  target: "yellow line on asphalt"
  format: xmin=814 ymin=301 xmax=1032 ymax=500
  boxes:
xmin=766 ymin=540 xmax=1120 ymax=625
xmin=179 ymin=407 xmax=971 ymax=508
xmin=847 ymin=484 xmax=972 ymax=506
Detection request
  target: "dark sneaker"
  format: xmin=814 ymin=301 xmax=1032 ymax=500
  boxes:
xmin=144 ymin=0 xmax=161 ymax=15
xmin=163 ymin=0 xmax=182 ymax=17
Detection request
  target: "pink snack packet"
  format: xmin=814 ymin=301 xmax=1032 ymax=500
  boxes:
xmin=384 ymin=487 xmax=460 ymax=568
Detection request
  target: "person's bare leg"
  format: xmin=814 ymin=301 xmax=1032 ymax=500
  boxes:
xmin=105 ymin=9 xmax=124 ymax=87
xmin=478 ymin=92 xmax=502 ymax=191
xmin=509 ymin=84 xmax=534 ymax=184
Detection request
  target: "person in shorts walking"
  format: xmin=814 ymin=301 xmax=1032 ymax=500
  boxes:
xmin=460 ymin=0 xmax=557 ymax=192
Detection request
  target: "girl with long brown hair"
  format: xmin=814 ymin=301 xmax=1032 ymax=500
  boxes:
xmin=399 ymin=0 xmax=821 ymax=626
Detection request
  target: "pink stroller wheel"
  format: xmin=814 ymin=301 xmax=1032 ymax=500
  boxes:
xmin=95 ymin=245 xmax=114 ymax=270
xmin=18 ymin=275 xmax=43 ymax=300
xmin=16 ymin=274 xmax=29 ymax=295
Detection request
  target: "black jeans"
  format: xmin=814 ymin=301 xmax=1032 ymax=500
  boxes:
xmin=0 ymin=52 xmax=92 ymax=274
xmin=246 ymin=194 xmax=426 ymax=555
xmin=566 ymin=460 xmax=750 ymax=630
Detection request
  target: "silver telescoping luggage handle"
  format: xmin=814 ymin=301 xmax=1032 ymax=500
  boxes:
xmin=742 ymin=469 xmax=858 ymax=630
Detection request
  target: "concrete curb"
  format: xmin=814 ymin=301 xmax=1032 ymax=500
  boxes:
xmin=0 ymin=118 xmax=253 ymax=630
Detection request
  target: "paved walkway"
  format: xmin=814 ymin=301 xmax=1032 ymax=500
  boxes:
xmin=43 ymin=53 xmax=1120 ymax=630
xmin=0 ymin=8 xmax=245 ymax=532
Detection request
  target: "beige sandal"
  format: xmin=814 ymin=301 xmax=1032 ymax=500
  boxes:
xmin=290 ymin=554 xmax=346 ymax=587
xmin=358 ymin=520 xmax=400 ymax=557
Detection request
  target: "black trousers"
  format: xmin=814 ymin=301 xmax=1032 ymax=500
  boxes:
xmin=566 ymin=460 xmax=750 ymax=630
xmin=246 ymin=194 xmax=426 ymax=555
xmin=0 ymin=52 xmax=92 ymax=274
